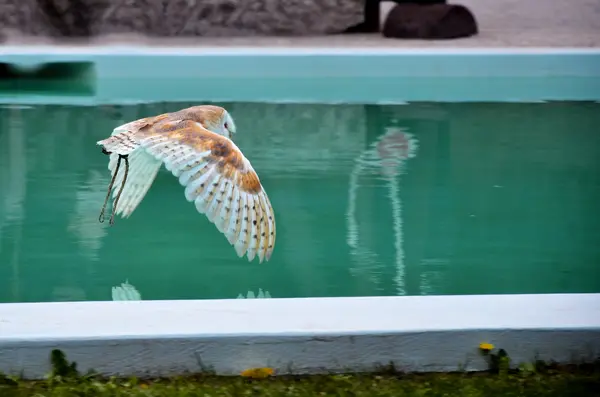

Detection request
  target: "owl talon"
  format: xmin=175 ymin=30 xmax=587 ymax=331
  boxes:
xmin=98 ymin=154 xmax=129 ymax=225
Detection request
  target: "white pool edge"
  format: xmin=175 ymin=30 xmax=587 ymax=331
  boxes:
xmin=1 ymin=293 xmax=599 ymax=379
xmin=1 ymin=46 xmax=599 ymax=55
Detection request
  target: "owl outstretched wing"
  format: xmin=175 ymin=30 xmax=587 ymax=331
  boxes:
xmin=100 ymin=119 xmax=276 ymax=263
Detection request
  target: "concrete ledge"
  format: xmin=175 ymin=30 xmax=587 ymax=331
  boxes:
xmin=1 ymin=47 xmax=600 ymax=105
xmin=1 ymin=294 xmax=599 ymax=379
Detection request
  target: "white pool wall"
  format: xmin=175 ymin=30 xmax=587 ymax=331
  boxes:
xmin=1 ymin=294 xmax=599 ymax=379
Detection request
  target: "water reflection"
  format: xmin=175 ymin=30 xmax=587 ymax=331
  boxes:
xmin=67 ymin=170 xmax=110 ymax=262
xmin=0 ymin=107 xmax=27 ymax=302
xmin=112 ymin=279 xmax=142 ymax=301
xmin=0 ymin=101 xmax=599 ymax=303
xmin=109 ymin=280 xmax=274 ymax=301
xmin=346 ymin=125 xmax=418 ymax=296
xmin=237 ymin=289 xmax=273 ymax=299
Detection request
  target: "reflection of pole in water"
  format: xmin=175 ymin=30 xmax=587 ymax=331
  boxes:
xmin=1 ymin=107 xmax=28 ymax=301
xmin=346 ymin=126 xmax=417 ymax=296
xmin=377 ymin=128 xmax=418 ymax=296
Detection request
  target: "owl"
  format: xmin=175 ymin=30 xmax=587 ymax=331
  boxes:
xmin=96 ymin=105 xmax=275 ymax=263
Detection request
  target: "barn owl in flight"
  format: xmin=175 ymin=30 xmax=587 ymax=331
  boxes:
xmin=96 ymin=105 xmax=276 ymax=263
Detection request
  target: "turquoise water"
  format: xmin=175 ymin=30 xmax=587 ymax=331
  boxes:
xmin=0 ymin=101 xmax=599 ymax=303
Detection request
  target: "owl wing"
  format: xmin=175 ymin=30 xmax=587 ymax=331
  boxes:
xmin=109 ymin=150 xmax=163 ymax=219
xmin=131 ymin=119 xmax=276 ymax=263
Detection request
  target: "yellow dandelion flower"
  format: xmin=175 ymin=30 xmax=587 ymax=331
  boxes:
xmin=140 ymin=384 xmax=148 ymax=389
xmin=240 ymin=367 xmax=274 ymax=379
xmin=479 ymin=342 xmax=494 ymax=351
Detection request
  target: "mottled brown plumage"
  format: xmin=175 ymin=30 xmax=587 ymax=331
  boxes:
xmin=96 ymin=105 xmax=276 ymax=263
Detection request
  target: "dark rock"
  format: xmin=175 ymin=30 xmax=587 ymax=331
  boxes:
xmin=382 ymin=3 xmax=478 ymax=39
xmin=342 ymin=0 xmax=447 ymax=34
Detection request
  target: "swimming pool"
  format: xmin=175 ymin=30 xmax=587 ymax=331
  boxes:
xmin=1 ymin=100 xmax=599 ymax=303
xmin=1 ymin=47 xmax=599 ymax=303
xmin=0 ymin=46 xmax=599 ymax=378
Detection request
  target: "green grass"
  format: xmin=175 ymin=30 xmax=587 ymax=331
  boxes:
xmin=2 ymin=368 xmax=600 ymax=397
xmin=1 ymin=350 xmax=599 ymax=396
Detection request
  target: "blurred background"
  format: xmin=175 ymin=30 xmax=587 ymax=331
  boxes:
xmin=0 ymin=0 xmax=598 ymax=45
